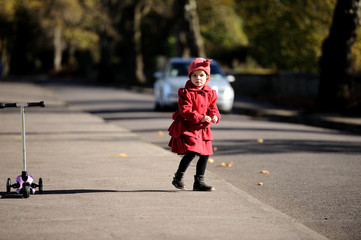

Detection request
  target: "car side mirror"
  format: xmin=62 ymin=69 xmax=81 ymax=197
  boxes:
xmin=154 ymin=72 xmax=163 ymax=79
xmin=226 ymin=75 xmax=235 ymax=83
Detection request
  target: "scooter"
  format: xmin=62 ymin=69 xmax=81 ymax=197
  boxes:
xmin=0 ymin=101 xmax=45 ymax=198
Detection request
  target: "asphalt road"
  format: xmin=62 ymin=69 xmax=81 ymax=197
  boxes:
xmin=47 ymin=82 xmax=361 ymax=240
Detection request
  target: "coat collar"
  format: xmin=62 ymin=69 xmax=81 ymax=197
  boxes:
xmin=185 ymin=80 xmax=212 ymax=92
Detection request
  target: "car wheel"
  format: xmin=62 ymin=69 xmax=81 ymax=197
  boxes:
xmin=154 ymin=103 xmax=162 ymax=111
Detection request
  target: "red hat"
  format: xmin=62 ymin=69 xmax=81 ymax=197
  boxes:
xmin=188 ymin=58 xmax=212 ymax=78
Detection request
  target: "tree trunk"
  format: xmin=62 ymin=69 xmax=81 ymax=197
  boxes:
xmin=0 ymin=39 xmax=10 ymax=77
xmin=317 ymin=0 xmax=361 ymax=112
xmin=98 ymin=31 xmax=114 ymax=83
xmin=53 ymin=24 xmax=63 ymax=73
xmin=134 ymin=1 xmax=147 ymax=84
xmin=174 ymin=0 xmax=205 ymax=58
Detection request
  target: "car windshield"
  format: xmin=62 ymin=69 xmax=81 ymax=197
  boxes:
xmin=168 ymin=62 xmax=225 ymax=79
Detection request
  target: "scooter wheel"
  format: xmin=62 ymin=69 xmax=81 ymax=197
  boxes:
xmin=23 ymin=184 xmax=30 ymax=198
xmin=6 ymin=178 xmax=11 ymax=193
xmin=38 ymin=178 xmax=43 ymax=193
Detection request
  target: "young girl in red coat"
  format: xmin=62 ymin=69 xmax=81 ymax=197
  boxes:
xmin=168 ymin=58 xmax=221 ymax=191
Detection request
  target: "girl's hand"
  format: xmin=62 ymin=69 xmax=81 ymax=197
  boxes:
xmin=211 ymin=115 xmax=218 ymax=123
xmin=201 ymin=115 xmax=212 ymax=123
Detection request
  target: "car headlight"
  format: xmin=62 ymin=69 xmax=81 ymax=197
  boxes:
xmin=223 ymin=87 xmax=234 ymax=100
xmin=212 ymin=86 xmax=219 ymax=95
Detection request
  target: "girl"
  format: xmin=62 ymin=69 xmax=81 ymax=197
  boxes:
xmin=168 ymin=58 xmax=221 ymax=191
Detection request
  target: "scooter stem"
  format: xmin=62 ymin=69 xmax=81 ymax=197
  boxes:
xmin=20 ymin=106 xmax=27 ymax=172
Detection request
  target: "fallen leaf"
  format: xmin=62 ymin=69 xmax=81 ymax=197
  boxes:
xmin=115 ymin=153 xmax=128 ymax=158
xmin=257 ymin=138 xmax=264 ymax=143
xmin=221 ymin=161 xmax=234 ymax=167
xmin=157 ymin=131 xmax=164 ymax=136
xmin=208 ymin=158 xmax=214 ymax=163
xmin=258 ymin=182 xmax=264 ymax=186
xmin=260 ymin=170 xmax=270 ymax=174
xmin=227 ymin=161 xmax=234 ymax=167
xmin=213 ymin=146 xmax=218 ymax=151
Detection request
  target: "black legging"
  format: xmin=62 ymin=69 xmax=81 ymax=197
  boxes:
xmin=176 ymin=151 xmax=209 ymax=176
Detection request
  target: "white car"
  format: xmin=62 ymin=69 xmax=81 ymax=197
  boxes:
xmin=153 ymin=57 xmax=235 ymax=112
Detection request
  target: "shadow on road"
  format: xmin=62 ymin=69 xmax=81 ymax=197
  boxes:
xmin=0 ymin=189 xmax=178 ymax=198
xmin=212 ymin=139 xmax=361 ymax=155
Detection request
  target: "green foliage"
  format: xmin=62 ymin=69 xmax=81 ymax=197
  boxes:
xmin=0 ymin=0 xmax=359 ymax=81
xmin=197 ymin=0 xmax=248 ymax=52
xmin=236 ymin=0 xmax=338 ymax=72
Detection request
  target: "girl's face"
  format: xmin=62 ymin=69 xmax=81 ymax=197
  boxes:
xmin=190 ymin=70 xmax=208 ymax=87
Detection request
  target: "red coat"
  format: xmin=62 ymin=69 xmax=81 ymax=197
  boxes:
xmin=168 ymin=80 xmax=221 ymax=155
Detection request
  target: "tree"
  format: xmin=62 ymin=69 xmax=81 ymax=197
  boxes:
xmin=197 ymin=0 xmax=248 ymax=49
xmin=236 ymin=0 xmax=337 ymax=72
xmin=9 ymin=1 xmax=45 ymax=75
xmin=133 ymin=0 xmax=152 ymax=84
xmin=40 ymin=0 xmax=106 ymax=74
xmin=317 ymin=0 xmax=361 ymax=112
xmin=174 ymin=0 xmax=205 ymax=57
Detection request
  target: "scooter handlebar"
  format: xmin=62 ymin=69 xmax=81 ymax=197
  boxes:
xmin=0 ymin=101 xmax=45 ymax=109
xmin=28 ymin=101 xmax=45 ymax=107
xmin=0 ymin=103 xmax=17 ymax=108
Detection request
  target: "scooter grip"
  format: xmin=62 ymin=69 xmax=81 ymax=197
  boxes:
xmin=0 ymin=103 xmax=17 ymax=108
xmin=28 ymin=101 xmax=45 ymax=107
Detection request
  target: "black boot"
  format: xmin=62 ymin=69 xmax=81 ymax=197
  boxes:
xmin=172 ymin=172 xmax=186 ymax=190
xmin=193 ymin=175 xmax=215 ymax=191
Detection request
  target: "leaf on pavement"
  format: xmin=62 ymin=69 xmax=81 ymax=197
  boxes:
xmin=260 ymin=170 xmax=270 ymax=174
xmin=208 ymin=158 xmax=214 ymax=163
xmin=221 ymin=161 xmax=234 ymax=167
xmin=115 ymin=153 xmax=128 ymax=158
xmin=157 ymin=131 xmax=164 ymax=136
